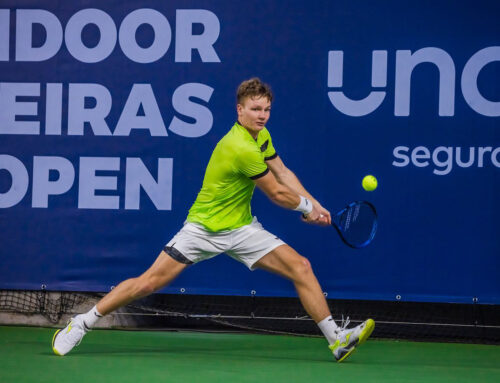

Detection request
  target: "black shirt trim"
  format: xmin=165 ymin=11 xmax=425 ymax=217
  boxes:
xmin=249 ymin=168 xmax=270 ymax=180
xmin=265 ymin=152 xmax=278 ymax=161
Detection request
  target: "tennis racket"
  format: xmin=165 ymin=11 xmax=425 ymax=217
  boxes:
xmin=330 ymin=201 xmax=377 ymax=248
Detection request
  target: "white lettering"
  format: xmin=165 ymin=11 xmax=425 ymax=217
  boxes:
xmin=119 ymin=9 xmax=171 ymax=63
xmin=45 ymin=83 xmax=63 ymax=135
xmin=65 ymin=9 xmax=117 ymax=63
xmin=478 ymin=147 xmax=492 ymax=167
xmin=175 ymin=9 xmax=221 ymax=62
xmin=68 ymin=83 xmax=112 ymax=135
xmin=78 ymin=157 xmax=120 ymax=209
xmin=392 ymin=146 xmax=410 ymax=167
xmin=0 ymin=10 xmax=9 ymax=61
xmin=114 ymin=84 xmax=167 ymax=136
xmin=462 ymin=47 xmax=500 ymax=117
xmin=393 ymin=146 xmax=500 ymax=175
xmin=0 ymin=155 xmax=29 ymax=208
xmin=8 ymin=8 xmax=222 ymax=64
xmin=395 ymin=48 xmax=455 ymax=116
xmin=327 ymin=50 xmax=387 ymax=116
xmin=169 ymin=83 xmax=214 ymax=137
xmin=328 ymin=47 xmax=499 ymax=117
xmin=411 ymin=146 xmax=431 ymax=167
xmin=432 ymin=146 xmax=453 ymax=175
xmin=125 ymin=158 xmax=173 ymax=210
xmin=0 ymin=82 xmax=40 ymax=134
xmin=32 ymin=156 xmax=75 ymax=208
xmin=456 ymin=147 xmax=474 ymax=168
xmin=1 ymin=155 xmax=175 ymax=209
xmin=492 ymin=147 xmax=500 ymax=167
xmin=15 ymin=9 xmax=63 ymax=61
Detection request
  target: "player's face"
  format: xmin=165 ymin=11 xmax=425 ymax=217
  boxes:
xmin=237 ymin=96 xmax=271 ymax=138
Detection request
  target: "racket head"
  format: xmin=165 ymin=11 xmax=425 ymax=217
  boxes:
xmin=332 ymin=201 xmax=378 ymax=248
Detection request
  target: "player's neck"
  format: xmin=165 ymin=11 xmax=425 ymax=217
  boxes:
xmin=237 ymin=120 xmax=259 ymax=140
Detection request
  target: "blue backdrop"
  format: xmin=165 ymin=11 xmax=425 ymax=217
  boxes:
xmin=1 ymin=0 xmax=499 ymax=304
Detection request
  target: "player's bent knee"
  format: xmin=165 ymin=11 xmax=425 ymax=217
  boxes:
xmin=291 ymin=256 xmax=313 ymax=280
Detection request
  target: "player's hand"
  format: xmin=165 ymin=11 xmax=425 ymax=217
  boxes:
xmin=301 ymin=203 xmax=320 ymax=223
xmin=316 ymin=204 xmax=331 ymax=226
xmin=301 ymin=203 xmax=330 ymax=226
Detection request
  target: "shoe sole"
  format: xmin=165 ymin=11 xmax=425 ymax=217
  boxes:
xmin=357 ymin=319 xmax=375 ymax=346
xmin=52 ymin=329 xmax=63 ymax=356
xmin=337 ymin=347 xmax=356 ymax=362
xmin=336 ymin=319 xmax=375 ymax=363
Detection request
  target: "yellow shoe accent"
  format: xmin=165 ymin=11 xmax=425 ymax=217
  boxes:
xmin=330 ymin=332 xmax=352 ymax=349
xmin=52 ymin=329 xmax=63 ymax=356
xmin=329 ymin=319 xmax=375 ymax=363
xmin=358 ymin=319 xmax=375 ymax=345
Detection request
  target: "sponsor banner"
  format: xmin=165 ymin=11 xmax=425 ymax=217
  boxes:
xmin=0 ymin=0 xmax=498 ymax=303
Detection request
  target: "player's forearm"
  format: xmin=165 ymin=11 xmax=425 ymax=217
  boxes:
xmin=277 ymin=168 xmax=318 ymax=205
xmin=254 ymin=170 xmax=314 ymax=214
xmin=269 ymin=184 xmax=302 ymax=210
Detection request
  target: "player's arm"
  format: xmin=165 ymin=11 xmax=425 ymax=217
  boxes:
xmin=265 ymin=155 xmax=331 ymax=225
xmin=253 ymin=171 xmax=321 ymax=221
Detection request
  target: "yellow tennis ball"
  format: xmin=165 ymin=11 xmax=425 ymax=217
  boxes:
xmin=362 ymin=175 xmax=378 ymax=191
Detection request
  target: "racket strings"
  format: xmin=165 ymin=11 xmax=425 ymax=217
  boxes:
xmin=337 ymin=203 xmax=377 ymax=248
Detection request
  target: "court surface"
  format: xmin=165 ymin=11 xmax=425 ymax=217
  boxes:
xmin=1 ymin=326 xmax=499 ymax=383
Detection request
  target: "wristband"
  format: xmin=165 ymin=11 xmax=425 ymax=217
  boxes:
xmin=294 ymin=196 xmax=313 ymax=215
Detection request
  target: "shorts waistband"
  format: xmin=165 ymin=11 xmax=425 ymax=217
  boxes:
xmin=185 ymin=217 xmax=259 ymax=234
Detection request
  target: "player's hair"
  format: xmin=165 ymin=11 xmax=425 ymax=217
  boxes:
xmin=237 ymin=78 xmax=273 ymax=104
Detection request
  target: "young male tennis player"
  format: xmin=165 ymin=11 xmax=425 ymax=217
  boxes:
xmin=52 ymin=78 xmax=374 ymax=362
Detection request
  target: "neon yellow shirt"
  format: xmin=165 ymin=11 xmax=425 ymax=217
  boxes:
xmin=187 ymin=122 xmax=277 ymax=231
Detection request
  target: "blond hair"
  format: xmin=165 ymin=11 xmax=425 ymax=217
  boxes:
xmin=236 ymin=78 xmax=273 ymax=104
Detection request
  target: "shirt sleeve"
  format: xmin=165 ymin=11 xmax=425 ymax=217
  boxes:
xmin=237 ymin=148 xmax=269 ymax=180
xmin=262 ymin=128 xmax=277 ymax=160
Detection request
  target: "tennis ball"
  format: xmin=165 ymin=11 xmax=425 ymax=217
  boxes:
xmin=362 ymin=175 xmax=378 ymax=191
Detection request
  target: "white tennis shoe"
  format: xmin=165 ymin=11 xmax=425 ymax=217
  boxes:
xmin=329 ymin=318 xmax=375 ymax=362
xmin=52 ymin=315 xmax=90 ymax=356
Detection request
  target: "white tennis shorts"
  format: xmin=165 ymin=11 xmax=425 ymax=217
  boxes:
xmin=164 ymin=217 xmax=286 ymax=270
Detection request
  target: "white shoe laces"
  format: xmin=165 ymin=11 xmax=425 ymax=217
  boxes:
xmin=334 ymin=315 xmax=352 ymax=343
xmin=338 ymin=315 xmax=351 ymax=331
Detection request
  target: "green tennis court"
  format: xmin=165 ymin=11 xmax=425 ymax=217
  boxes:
xmin=1 ymin=326 xmax=498 ymax=383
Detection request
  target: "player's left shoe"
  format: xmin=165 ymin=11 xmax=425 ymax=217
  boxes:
xmin=329 ymin=318 xmax=375 ymax=363
xmin=52 ymin=315 xmax=90 ymax=356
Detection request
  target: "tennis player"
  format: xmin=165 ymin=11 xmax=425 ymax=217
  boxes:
xmin=52 ymin=78 xmax=374 ymax=362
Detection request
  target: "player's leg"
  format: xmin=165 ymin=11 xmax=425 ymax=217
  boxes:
xmin=52 ymin=251 xmax=189 ymax=356
xmin=52 ymin=221 xmax=223 ymax=356
xmin=97 ymin=251 xmax=188 ymax=315
xmin=254 ymin=244 xmax=374 ymax=362
xmin=229 ymin=221 xmax=348 ymax=352
xmin=254 ymin=244 xmax=331 ymax=322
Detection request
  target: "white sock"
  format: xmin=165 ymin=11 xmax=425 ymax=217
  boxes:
xmin=78 ymin=305 xmax=103 ymax=328
xmin=317 ymin=315 xmax=339 ymax=345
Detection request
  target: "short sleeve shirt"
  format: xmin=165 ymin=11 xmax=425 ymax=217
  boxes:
xmin=186 ymin=122 xmax=277 ymax=231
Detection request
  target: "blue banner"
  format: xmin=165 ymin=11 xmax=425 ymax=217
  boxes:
xmin=1 ymin=0 xmax=499 ymax=304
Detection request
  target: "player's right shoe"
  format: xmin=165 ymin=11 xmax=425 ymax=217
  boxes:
xmin=52 ymin=315 xmax=89 ymax=356
xmin=329 ymin=318 xmax=375 ymax=363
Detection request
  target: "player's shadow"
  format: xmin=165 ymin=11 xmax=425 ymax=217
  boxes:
xmin=42 ymin=342 xmax=329 ymax=363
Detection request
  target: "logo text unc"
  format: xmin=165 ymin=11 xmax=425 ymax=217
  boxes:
xmin=327 ymin=47 xmax=500 ymax=117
